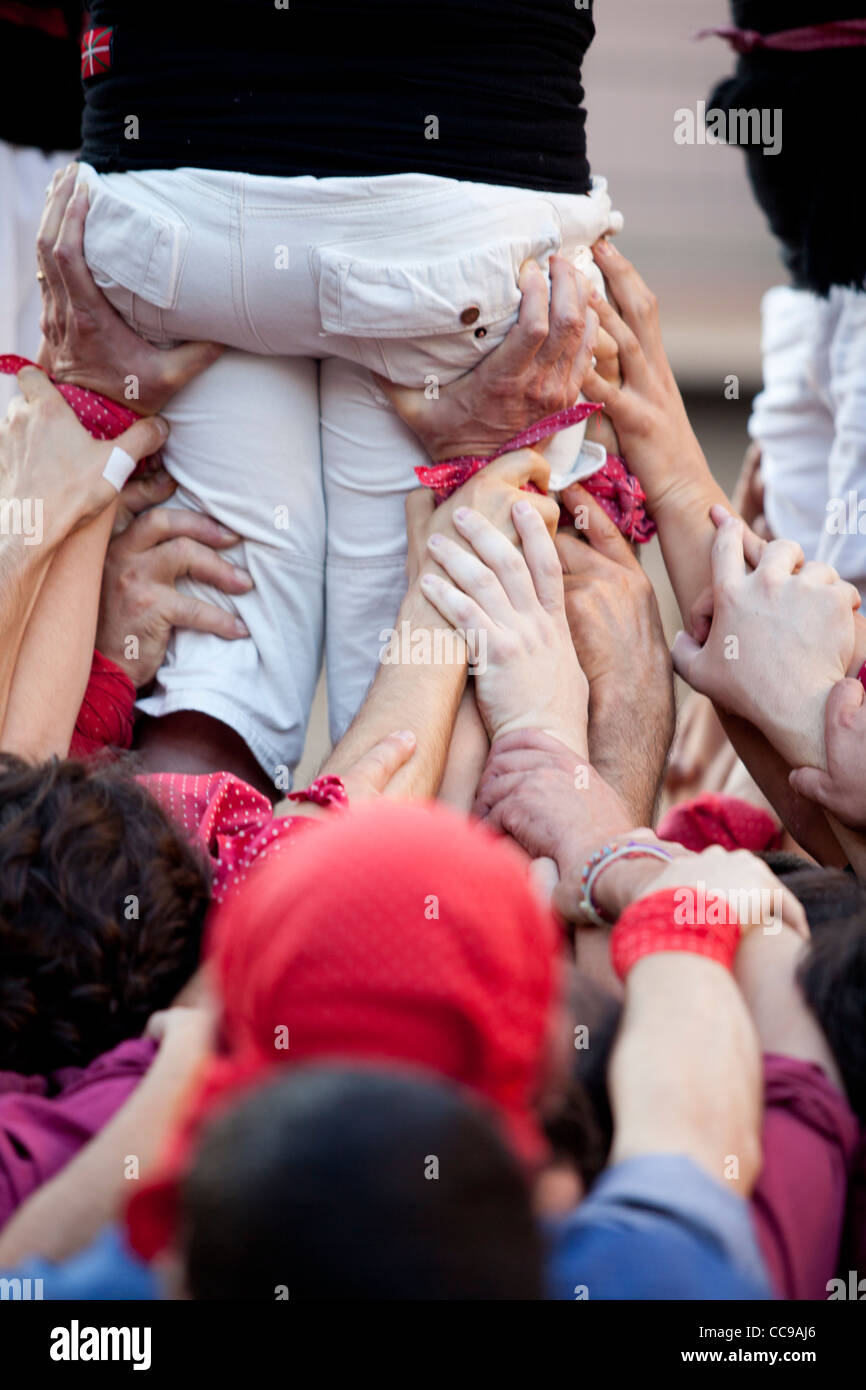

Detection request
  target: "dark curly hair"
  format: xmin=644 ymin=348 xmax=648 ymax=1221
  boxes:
xmin=0 ymin=754 xmax=210 ymax=1074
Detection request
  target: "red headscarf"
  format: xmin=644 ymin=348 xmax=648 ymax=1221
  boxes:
xmin=126 ymin=799 xmax=562 ymax=1259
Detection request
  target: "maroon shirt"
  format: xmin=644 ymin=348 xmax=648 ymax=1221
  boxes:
xmin=0 ymin=1036 xmax=157 ymax=1230
xmin=752 ymin=1052 xmax=861 ymax=1300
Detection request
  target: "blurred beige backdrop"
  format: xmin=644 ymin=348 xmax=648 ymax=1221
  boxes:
xmin=586 ymin=0 xmax=781 ymax=387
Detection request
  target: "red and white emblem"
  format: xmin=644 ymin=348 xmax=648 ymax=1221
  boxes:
xmin=81 ymin=26 xmax=114 ymax=80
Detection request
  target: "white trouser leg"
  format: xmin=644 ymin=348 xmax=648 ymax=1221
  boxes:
xmin=814 ymin=287 xmax=866 ymax=592
xmin=749 ymin=285 xmax=835 ymax=561
xmin=77 ymin=166 xmax=621 ymax=760
xmin=136 ymin=350 xmax=326 ymax=784
xmin=320 ymin=358 xmax=423 ymax=743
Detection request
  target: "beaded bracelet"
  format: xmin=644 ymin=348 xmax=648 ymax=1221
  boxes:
xmin=287 ymin=774 xmax=349 ymax=811
xmin=578 ymin=839 xmax=675 ymax=928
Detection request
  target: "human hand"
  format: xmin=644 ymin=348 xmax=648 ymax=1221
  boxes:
xmin=557 ymin=483 xmax=674 ymax=821
xmin=473 ymin=728 xmax=635 ymax=874
xmin=312 ymin=729 xmax=418 ymax=804
xmin=671 ymin=509 xmax=861 ymax=770
xmin=638 ymin=846 xmax=810 ymax=941
xmin=36 ymin=164 xmax=223 ymax=413
xmin=145 ymin=1004 xmax=215 ymax=1054
xmin=581 ymin=239 xmax=705 ymax=514
xmin=1 ymin=366 xmax=168 ymax=545
xmin=378 ymin=255 xmax=598 ymax=459
xmin=420 ymin=500 xmax=590 ymax=755
xmin=409 ymin=447 xmax=561 ymax=562
xmin=732 ymin=442 xmax=772 ymax=541
xmin=789 ymin=678 xmax=866 ymax=828
xmin=97 ymin=493 xmax=252 ymax=687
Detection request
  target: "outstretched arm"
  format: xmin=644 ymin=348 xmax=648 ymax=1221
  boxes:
xmin=321 ymin=450 xmax=561 ymax=798
xmin=0 ymin=369 xmax=166 ymax=758
xmin=582 ymin=241 xmax=850 ymax=865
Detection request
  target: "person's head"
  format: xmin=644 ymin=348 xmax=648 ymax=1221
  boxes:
xmin=763 ymin=854 xmax=866 ymax=1124
xmin=707 ymin=1 xmax=865 ymax=294
xmin=125 ymin=799 xmax=565 ymax=1260
xmin=0 ymin=755 xmax=209 ymax=1073
xmin=173 ymin=1065 xmax=543 ymax=1301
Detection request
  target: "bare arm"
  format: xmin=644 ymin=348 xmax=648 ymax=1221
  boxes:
xmin=733 ymin=928 xmax=844 ymax=1089
xmin=0 ymin=369 xmax=166 ymax=755
xmin=608 ymin=953 xmax=762 ymax=1190
xmin=322 ymin=451 xmax=560 ymax=798
xmin=583 ymin=242 xmax=850 ymax=864
xmin=2 ymin=509 xmax=117 ymax=759
xmin=596 ymin=849 xmax=808 ymax=1192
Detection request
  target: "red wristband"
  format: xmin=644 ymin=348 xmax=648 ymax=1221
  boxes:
xmin=610 ymin=888 xmax=741 ymax=981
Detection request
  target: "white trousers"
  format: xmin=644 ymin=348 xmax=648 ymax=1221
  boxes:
xmin=750 ymin=284 xmax=866 ymax=593
xmin=0 ymin=141 xmax=77 ymax=417
xmin=76 ymin=165 xmax=621 ymax=778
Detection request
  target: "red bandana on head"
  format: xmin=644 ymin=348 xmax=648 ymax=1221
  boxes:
xmin=126 ymin=799 xmax=563 ymax=1259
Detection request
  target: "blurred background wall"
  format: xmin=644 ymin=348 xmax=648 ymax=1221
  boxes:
xmin=586 ymin=0 xmax=781 ymax=388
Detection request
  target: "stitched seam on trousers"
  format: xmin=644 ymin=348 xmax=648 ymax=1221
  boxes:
xmin=234 ymin=179 xmax=275 ymax=355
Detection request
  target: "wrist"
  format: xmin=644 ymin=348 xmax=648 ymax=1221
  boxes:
xmin=759 ymin=689 xmax=829 ymax=773
xmin=643 ymin=448 xmax=717 ymax=521
xmin=558 ymin=828 xmax=663 ymax=923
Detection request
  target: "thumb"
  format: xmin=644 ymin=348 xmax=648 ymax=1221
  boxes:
xmin=825 ymin=675 xmax=865 ymax=730
xmin=16 ymin=364 xmax=53 ymax=403
xmin=671 ymin=629 xmax=706 ymax=690
xmin=405 ymin=487 xmax=435 ymax=530
xmin=564 ymin=481 xmax=637 ymax=567
xmin=371 ymin=372 xmax=420 ymax=420
xmin=97 ymin=416 xmax=169 ymax=493
xmin=349 ymin=730 xmax=417 ymax=796
xmin=788 ymin=764 xmax=837 ymax=809
xmin=160 ymin=340 xmax=224 ymax=391
xmin=113 ymin=414 xmax=169 ymax=464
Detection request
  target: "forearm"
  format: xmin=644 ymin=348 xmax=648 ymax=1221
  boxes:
xmin=437 ymin=685 xmax=489 ymax=811
xmin=721 ymin=712 xmax=847 ymax=867
xmin=734 ymin=929 xmax=844 ymax=1089
xmin=589 ymin=685 xmax=672 ymax=827
xmin=0 ymin=537 xmax=55 ymax=730
xmin=826 ymin=813 xmax=866 ymax=880
xmin=1 ymin=505 xmax=117 ymax=759
xmin=0 ymin=1033 xmax=201 ymax=1265
xmin=609 ymin=952 xmax=763 ymax=1193
xmin=322 ymin=580 xmax=466 ymax=798
xmin=652 ymin=461 xmax=730 ymax=630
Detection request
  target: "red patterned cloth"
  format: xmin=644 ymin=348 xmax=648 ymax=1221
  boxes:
xmin=69 ymin=650 xmax=136 ymax=758
xmin=143 ymin=770 xmax=319 ymax=906
xmin=578 ymin=453 xmax=656 ymax=544
xmin=415 ymin=404 xmax=656 ymax=544
xmin=657 ymin=793 xmax=783 ymax=855
xmin=697 ymin=20 xmax=866 ymax=55
xmin=125 ymin=799 xmax=562 ymax=1259
xmin=0 ymin=355 xmax=157 ymax=474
